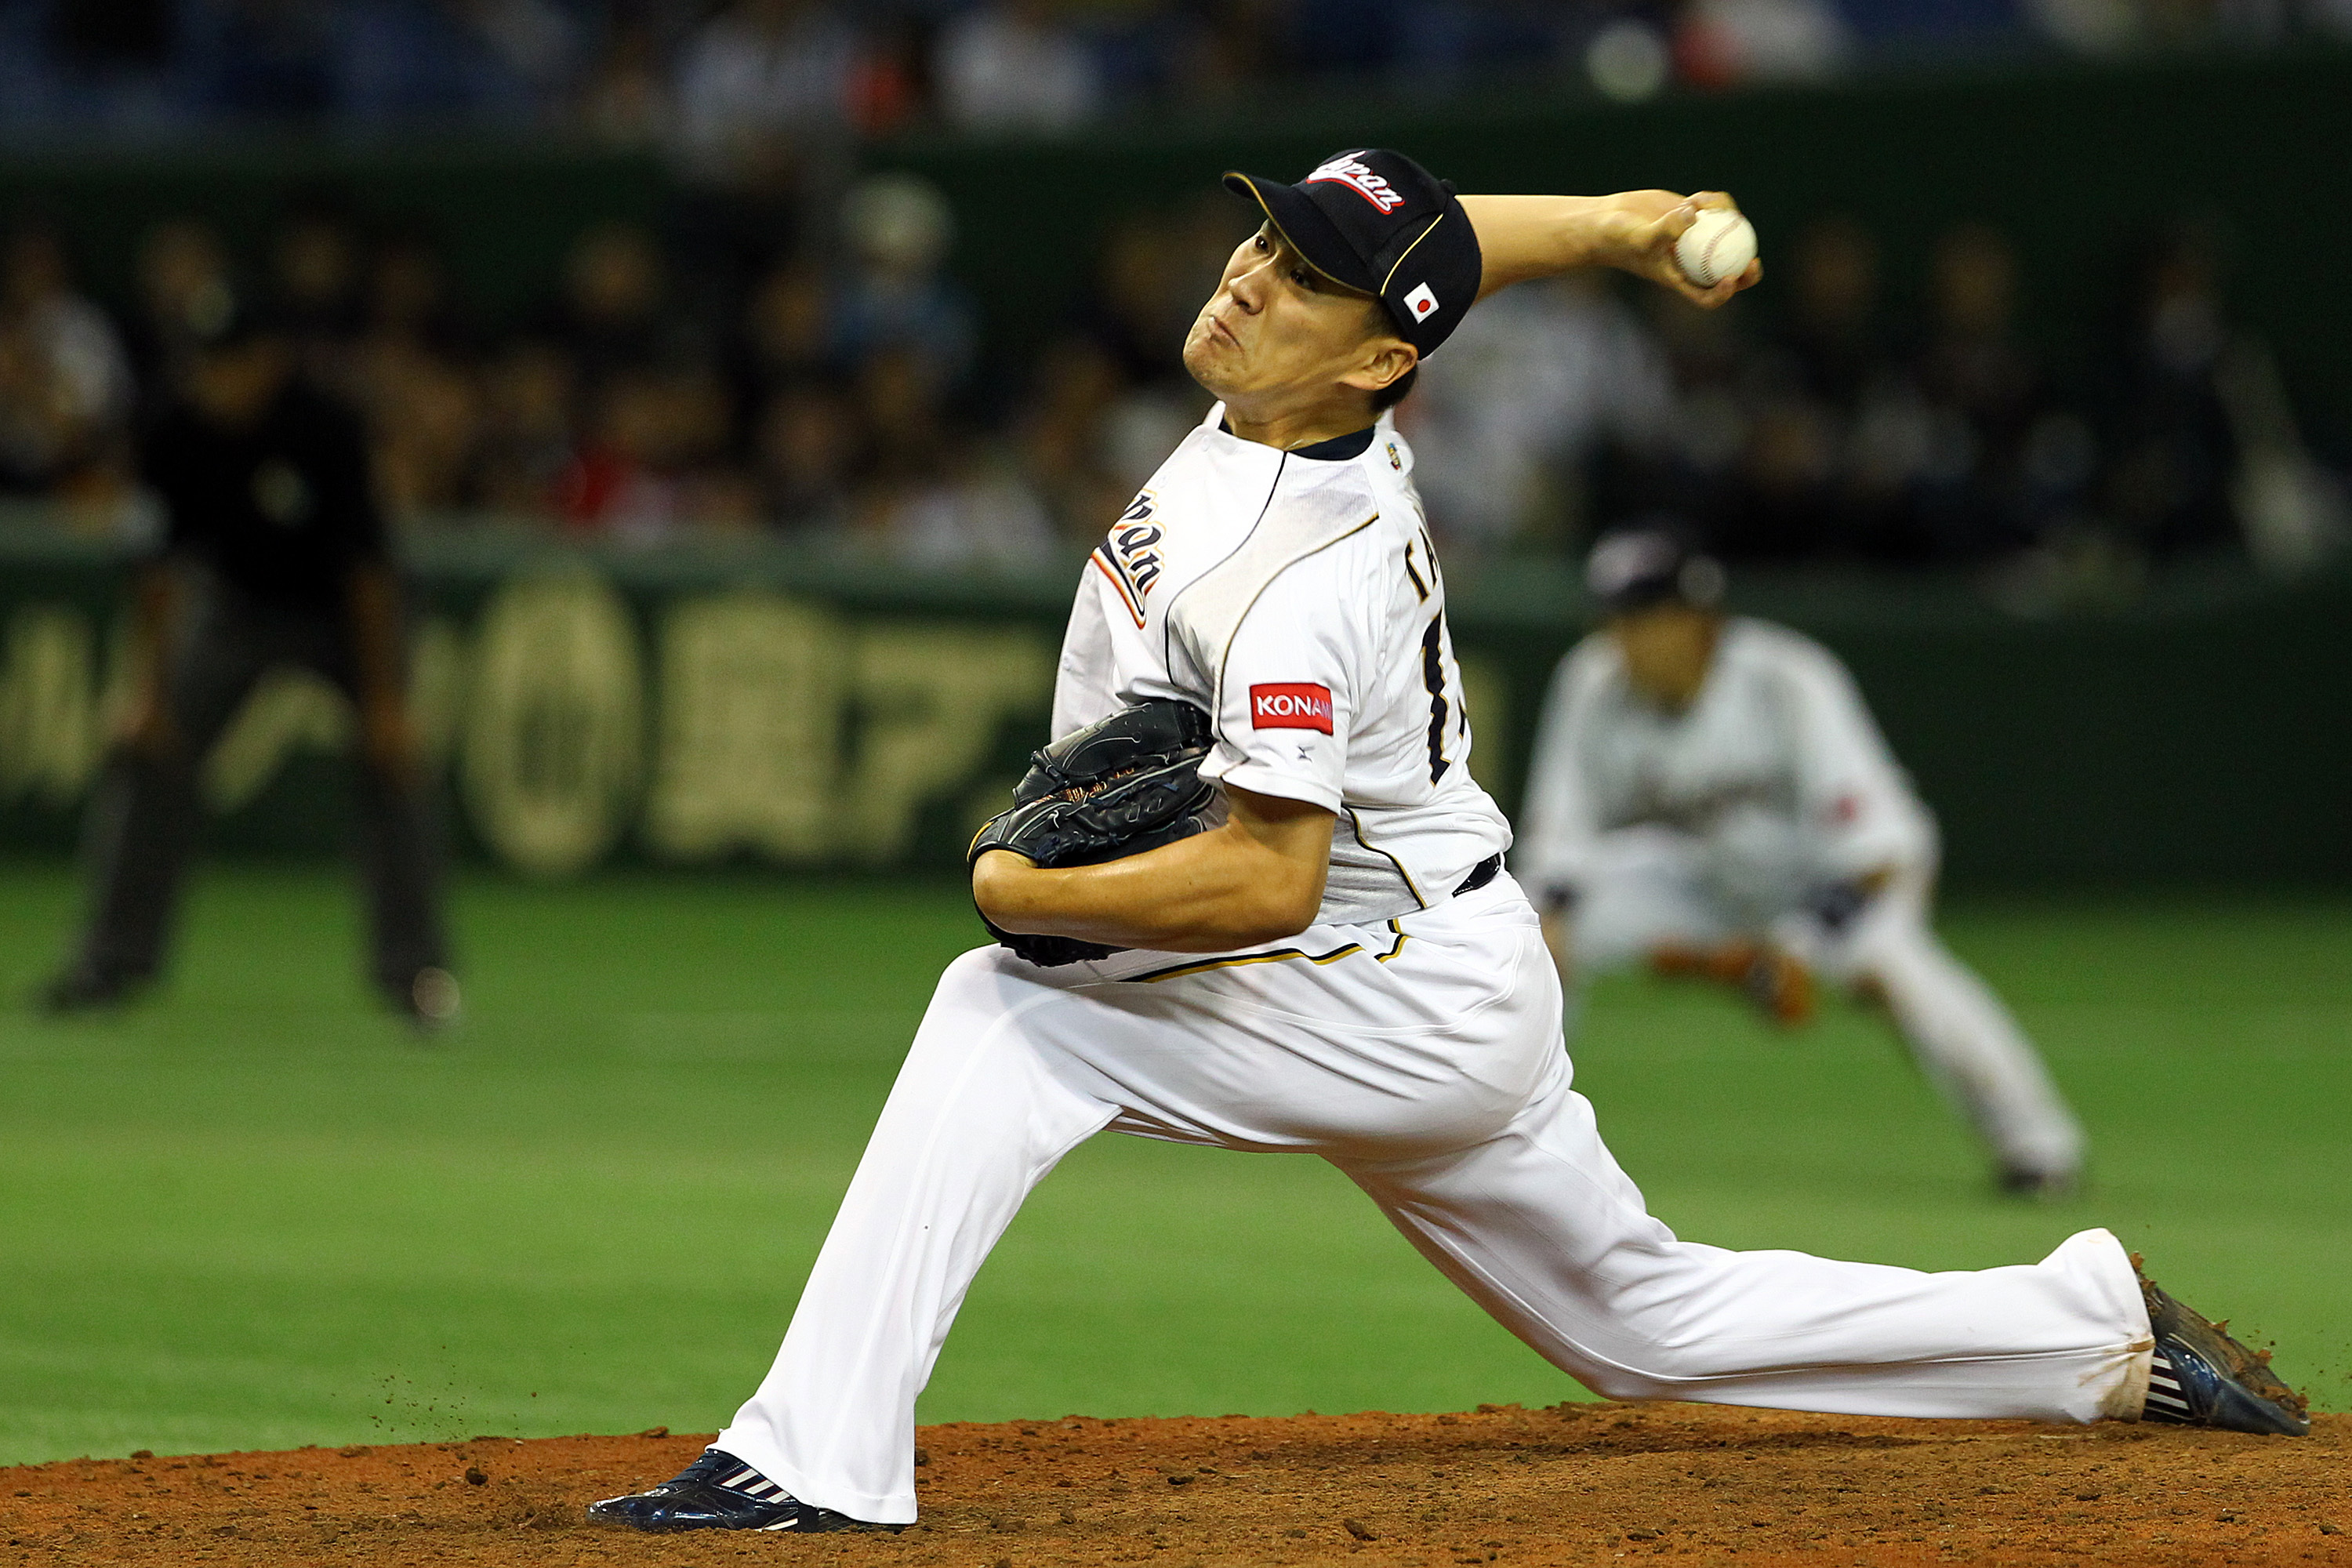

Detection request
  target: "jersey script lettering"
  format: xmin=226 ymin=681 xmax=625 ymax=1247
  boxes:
xmin=1089 ymin=491 xmax=1163 ymax=628
xmin=1305 ymin=154 xmax=1406 ymax=213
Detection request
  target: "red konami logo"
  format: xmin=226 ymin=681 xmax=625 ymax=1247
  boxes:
xmin=1250 ymin=683 xmax=1334 ymax=733
xmin=1305 ymin=154 xmax=1406 ymax=213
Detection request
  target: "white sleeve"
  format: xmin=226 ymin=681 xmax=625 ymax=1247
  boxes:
xmin=1048 ymin=561 xmax=1118 ymax=740
xmin=1179 ymin=553 xmax=1357 ymax=814
xmin=1775 ymin=641 xmax=1936 ymax=877
xmin=1511 ymin=644 xmax=1606 ymax=906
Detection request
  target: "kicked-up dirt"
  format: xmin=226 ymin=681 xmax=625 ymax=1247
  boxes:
xmin=0 ymin=1403 xmax=2343 ymax=1567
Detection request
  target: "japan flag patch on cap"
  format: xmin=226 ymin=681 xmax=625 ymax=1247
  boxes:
xmin=1403 ymin=282 xmax=1439 ymax=321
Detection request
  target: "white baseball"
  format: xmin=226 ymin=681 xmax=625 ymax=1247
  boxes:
xmin=1675 ymin=208 xmax=1757 ymax=289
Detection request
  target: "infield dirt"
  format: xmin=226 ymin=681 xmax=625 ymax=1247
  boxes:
xmin=2 ymin=1404 xmax=2342 ymax=1568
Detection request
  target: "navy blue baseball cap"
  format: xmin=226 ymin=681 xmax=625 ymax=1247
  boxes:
xmin=1587 ymin=524 xmax=1726 ymax=615
xmin=1222 ymin=148 xmax=1483 ymax=356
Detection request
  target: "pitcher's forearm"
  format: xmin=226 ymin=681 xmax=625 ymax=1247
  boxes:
xmin=975 ymin=823 xmax=1329 ymax=953
xmin=1462 ymin=194 xmax=1640 ymax=296
xmin=1461 ymin=190 xmax=1757 ymax=307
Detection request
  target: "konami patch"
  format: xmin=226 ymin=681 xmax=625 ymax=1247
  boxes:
xmin=1250 ymin=683 xmax=1333 ymax=733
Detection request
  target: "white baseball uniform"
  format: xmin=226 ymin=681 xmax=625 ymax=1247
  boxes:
xmin=1515 ymin=617 xmax=2085 ymax=1181
xmin=713 ymin=409 xmax=2146 ymax=1526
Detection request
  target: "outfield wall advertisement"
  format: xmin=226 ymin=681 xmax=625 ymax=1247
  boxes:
xmin=0 ymin=539 xmax=1515 ymax=879
xmin=0 ymin=557 xmax=1079 ymax=877
xmin=2 ymin=530 xmax=2347 ymax=885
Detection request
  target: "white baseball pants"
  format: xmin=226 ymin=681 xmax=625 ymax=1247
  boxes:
xmin=1569 ymin=829 xmax=2085 ymax=1181
xmin=717 ymin=876 xmax=2148 ymax=1525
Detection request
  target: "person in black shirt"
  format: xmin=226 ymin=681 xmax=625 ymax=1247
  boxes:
xmin=41 ymin=304 xmax=457 ymax=1027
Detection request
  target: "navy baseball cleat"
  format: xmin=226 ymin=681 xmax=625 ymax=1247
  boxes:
xmin=2136 ymin=1265 xmax=2309 ymax=1436
xmin=587 ymin=1449 xmax=900 ymax=1534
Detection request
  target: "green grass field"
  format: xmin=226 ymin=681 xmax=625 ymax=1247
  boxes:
xmin=0 ymin=862 xmax=2343 ymax=1467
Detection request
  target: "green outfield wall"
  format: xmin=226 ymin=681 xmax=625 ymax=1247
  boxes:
xmin=2 ymin=528 xmax=2344 ymax=887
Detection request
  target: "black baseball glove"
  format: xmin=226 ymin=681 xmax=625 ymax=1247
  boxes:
xmin=967 ymin=699 xmax=1220 ymax=967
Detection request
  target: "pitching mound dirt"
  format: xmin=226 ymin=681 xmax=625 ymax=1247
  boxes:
xmin=2 ymin=1405 xmax=2343 ymax=1567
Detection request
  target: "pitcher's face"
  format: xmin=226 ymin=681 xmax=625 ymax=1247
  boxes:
xmin=1182 ymin=224 xmax=1410 ymax=411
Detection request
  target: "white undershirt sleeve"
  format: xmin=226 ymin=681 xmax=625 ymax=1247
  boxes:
xmin=1049 ymin=562 xmax=1119 ymax=740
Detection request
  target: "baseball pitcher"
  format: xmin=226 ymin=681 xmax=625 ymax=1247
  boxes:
xmin=1516 ymin=527 xmax=2086 ymax=1196
xmin=591 ymin=151 xmax=2304 ymax=1537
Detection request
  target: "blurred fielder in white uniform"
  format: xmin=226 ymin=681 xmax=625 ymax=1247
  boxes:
xmin=587 ymin=153 xmax=2299 ymax=1541
xmin=1515 ymin=527 xmax=2085 ymax=1196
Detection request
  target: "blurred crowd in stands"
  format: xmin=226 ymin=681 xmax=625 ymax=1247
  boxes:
xmin=1411 ymin=213 xmax=2344 ymax=590
xmin=6 ymin=0 xmax=2352 ymax=145
xmin=2 ymin=0 xmax=2344 ymax=590
xmin=3 ymin=170 xmax=2340 ymax=589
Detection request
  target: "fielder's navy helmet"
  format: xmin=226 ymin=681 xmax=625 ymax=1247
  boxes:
xmin=1586 ymin=524 xmax=1726 ymax=615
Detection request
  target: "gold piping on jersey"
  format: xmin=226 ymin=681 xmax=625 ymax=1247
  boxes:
xmin=1343 ymin=804 xmax=1428 ymax=910
xmin=1207 ymin=514 xmax=1380 ymax=726
xmin=1160 ymin=442 xmax=1295 ymax=695
xmin=1125 ymin=919 xmax=1409 ymax=983
xmin=1403 ymin=538 xmax=1429 ymax=602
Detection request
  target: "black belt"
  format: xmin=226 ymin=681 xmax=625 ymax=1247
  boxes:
xmin=1454 ymin=854 xmax=1502 ymax=897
